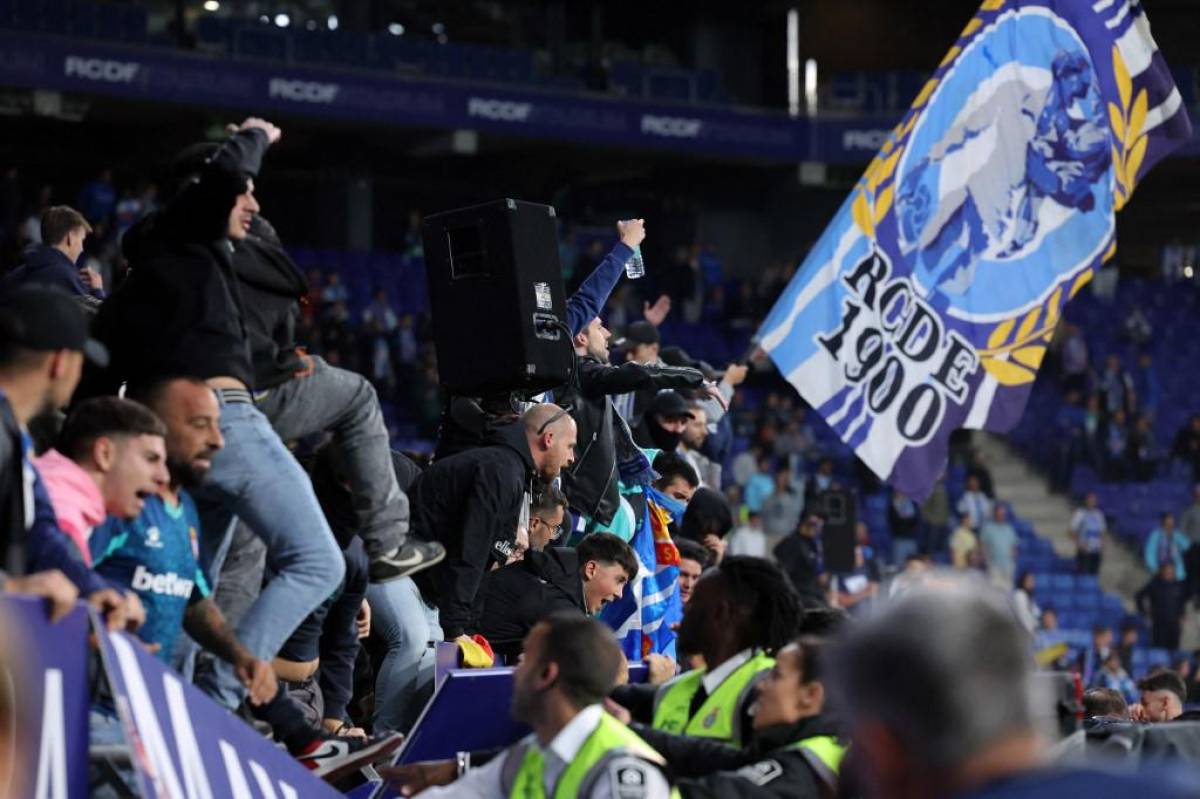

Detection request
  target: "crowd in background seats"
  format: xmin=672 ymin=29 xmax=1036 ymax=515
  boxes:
xmin=2 ymin=116 xmax=1200 ymax=796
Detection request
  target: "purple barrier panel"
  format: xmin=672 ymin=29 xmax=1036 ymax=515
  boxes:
xmin=92 ymin=612 xmax=342 ymax=799
xmin=433 ymin=641 xmax=460 ymax=688
xmin=345 ymin=781 xmax=380 ymax=799
xmin=0 ymin=595 xmax=90 ymax=799
xmin=369 ymin=660 xmax=652 ymax=797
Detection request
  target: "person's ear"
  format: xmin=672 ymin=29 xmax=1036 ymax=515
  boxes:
xmin=537 ymin=660 xmax=560 ymax=692
xmin=583 ymin=561 xmax=597 ymax=581
xmin=799 ymin=681 xmax=825 ymax=714
xmin=47 ymin=349 xmax=69 ymax=380
xmin=93 ymin=436 xmax=115 ymax=472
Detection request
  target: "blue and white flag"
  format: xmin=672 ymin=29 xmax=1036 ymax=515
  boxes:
xmin=758 ymin=0 xmax=1191 ymax=499
xmin=600 ymin=486 xmax=683 ymax=660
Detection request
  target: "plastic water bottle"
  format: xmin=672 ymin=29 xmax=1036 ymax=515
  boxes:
xmin=625 ymin=245 xmax=645 ymax=279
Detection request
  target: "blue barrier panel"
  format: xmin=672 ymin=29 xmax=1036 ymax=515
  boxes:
xmin=395 ymin=668 xmax=527 ymax=765
xmin=93 ymin=612 xmax=342 ymax=799
xmin=1 ymin=595 xmax=90 ymax=799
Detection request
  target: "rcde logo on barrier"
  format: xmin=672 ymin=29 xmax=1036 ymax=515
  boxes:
xmin=640 ymin=114 xmax=702 ymax=138
xmin=842 ymin=129 xmax=890 ymax=151
xmin=268 ymin=77 xmax=339 ymax=103
xmin=64 ymin=56 xmax=139 ymax=83
xmin=467 ymin=96 xmax=533 ymax=122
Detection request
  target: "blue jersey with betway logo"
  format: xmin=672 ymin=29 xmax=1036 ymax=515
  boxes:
xmin=90 ymin=492 xmax=211 ymax=662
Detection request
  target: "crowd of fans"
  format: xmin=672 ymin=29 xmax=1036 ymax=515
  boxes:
xmin=1 ymin=117 xmax=1200 ymax=797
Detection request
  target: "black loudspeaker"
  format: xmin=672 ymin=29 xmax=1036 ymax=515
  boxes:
xmin=815 ymin=489 xmax=857 ymax=574
xmin=421 ymin=199 xmax=574 ymax=396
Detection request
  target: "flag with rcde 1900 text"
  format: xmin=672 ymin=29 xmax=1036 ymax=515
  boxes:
xmin=758 ymin=0 xmax=1191 ymax=499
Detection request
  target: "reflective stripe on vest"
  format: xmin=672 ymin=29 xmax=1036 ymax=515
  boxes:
xmin=650 ymin=652 xmax=775 ymax=745
xmin=788 ymin=735 xmax=847 ymax=791
xmin=499 ymin=712 xmax=677 ymax=798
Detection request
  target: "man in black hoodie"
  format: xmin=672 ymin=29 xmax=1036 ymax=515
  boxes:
xmin=89 ymin=119 xmax=347 ymax=713
xmin=224 ymin=212 xmax=442 ymax=581
xmin=476 ymin=532 xmax=638 ymax=661
xmin=368 ymin=403 xmax=577 ymax=732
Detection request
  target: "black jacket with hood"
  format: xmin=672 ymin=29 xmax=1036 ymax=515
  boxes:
xmin=476 ymin=546 xmax=586 ymax=660
xmin=232 ymin=216 xmax=308 ymax=390
xmin=87 ymin=129 xmax=269 ymax=394
xmin=409 ymin=421 xmax=536 ymax=639
xmin=558 ymin=355 xmax=703 ymax=525
xmin=634 ymin=715 xmax=841 ymax=799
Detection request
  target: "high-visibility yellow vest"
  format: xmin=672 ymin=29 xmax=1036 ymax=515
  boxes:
xmin=499 ymin=712 xmax=678 ymax=798
xmin=789 ymin=734 xmax=848 ymax=791
xmin=650 ymin=652 xmax=774 ymax=746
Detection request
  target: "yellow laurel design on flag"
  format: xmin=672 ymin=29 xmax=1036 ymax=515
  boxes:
xmin=978 ymin=284 xmax=1067 ymax=386
xmin=1043 ymin=286 xmax=1063 ymax=328
xmin=982 ymin=358 xmax=1032 ymax=386
xmin=987 ymin=318 xmax=1015 ymax=351
xmin=1014 ymin=305 xmax=1040 ymax=343
xmin=1070 ymin=268 xmax=1095 ymax=298
xmin=1012 ymin=345 xmax=1046 ymax=369
xmin=1108 ymin=46 xmax=1149 ymax=211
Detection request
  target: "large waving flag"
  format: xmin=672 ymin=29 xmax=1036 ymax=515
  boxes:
xmin=758 ymin=0 xmax=1192 ymax=499
xmin=600 ymin=486 xmax=683 ymax=660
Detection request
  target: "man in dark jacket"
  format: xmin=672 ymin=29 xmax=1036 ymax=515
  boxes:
xmin=369 ymin=403 xmax=576 ymax=732
xmin=774 ymin=513 xmax=828 ymax=607
xmin=1136 ymin=562 xmax=1188 ymax=650
xmin=0 ymin=206 xmax=103 ymax=304
xmin=0 ymin=287 xmax=143 ymax=630
xmin=476 ymin=532 xmax=638 ymax=660
xmin=222 ymin=210 xmax=442 ymax=581
xmin=89 ymin=119 xmax=346 ymax=712
xmin=559 ymin=315 xmax=703 ymax=529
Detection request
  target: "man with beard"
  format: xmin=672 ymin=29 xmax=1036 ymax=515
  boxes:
xmin=93 ymin=377 xmax=273 ymax=672
xmin=381 ymin=615 xmax=674 ymax=798
xmin=559 ymin=316 xmax=703 ymax=537
xmin=111 ymin=377 xmax=402 ymax=777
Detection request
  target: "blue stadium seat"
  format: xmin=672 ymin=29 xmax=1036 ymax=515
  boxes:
xmin=1148 ymin=648 xmax=1171 ymax=668
xmin=1050 ymin=574 xmax=1074 ymax=593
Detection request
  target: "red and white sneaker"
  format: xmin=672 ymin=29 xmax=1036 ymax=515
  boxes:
xmin=296 ymin=731 xmax=404 ymax=782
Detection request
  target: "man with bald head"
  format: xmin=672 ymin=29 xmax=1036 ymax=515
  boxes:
xmin=369 ymin=404 xmax=577 ymax=731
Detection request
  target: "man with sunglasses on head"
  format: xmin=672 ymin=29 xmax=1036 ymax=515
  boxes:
xmin=370 ymin=403 xmax=577 ymax=733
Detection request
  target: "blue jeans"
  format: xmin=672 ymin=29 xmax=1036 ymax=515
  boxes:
xmin=255 ymin=355 xmax=405 ymax=559
xmin=89 ymin=709 xmax=135 ymax=798
xmin=193 ymin=397 xmax=345 ymax=709
xmin=367 ymin=577 xmax=441 ymax=733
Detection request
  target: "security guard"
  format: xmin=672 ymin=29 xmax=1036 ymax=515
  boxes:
xmin=622 ymin=636 xmax=846 ymax=798
xmin=612 ymin=556 xmax=803 ymax=747
xmin=383 ymin=615 xmax=677 ymax=798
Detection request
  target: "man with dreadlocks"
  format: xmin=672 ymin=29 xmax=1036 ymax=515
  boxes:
xmin=610 ymin=556 xmax=803 ymax=747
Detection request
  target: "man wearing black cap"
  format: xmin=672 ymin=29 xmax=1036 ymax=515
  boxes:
xmin=0 ymin=287 xmax=143 ymax=631
xmin=635 ymin=390 xmax=694 ymax=453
